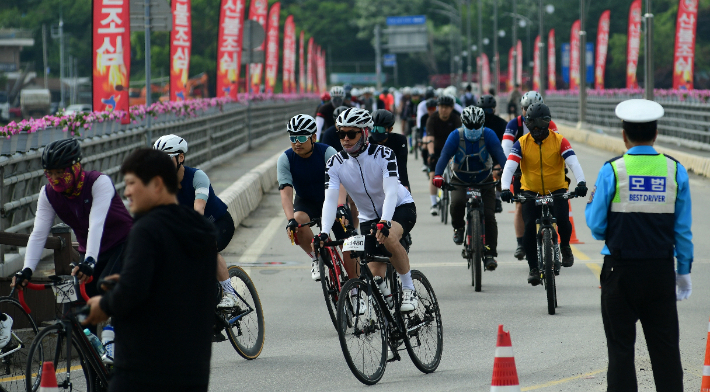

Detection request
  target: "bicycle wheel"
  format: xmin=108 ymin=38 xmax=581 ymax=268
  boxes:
xmin=0 ymin=297 xmax=40 ymax=392
xmin=26 ymin=324 xmax=93 ymax=392
xmin=542 ymin=229 xmax=556 ymax=315
xmin=443 ymin=190 xmax=449 ymax=225
xmin=336 ymin=279 xmax=387 ymax=386
xmin=403 ymin=270 xmax=443 ymax=374
xmin=224 ymin=266 xmax=265 ymax=359
xmin=319 ymin=247 xmax=344 ymax=330
xmin=470 ymin=210 xmax=482 ymax=292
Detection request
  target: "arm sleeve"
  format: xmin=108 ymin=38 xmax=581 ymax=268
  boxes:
xmin=23 ymin=187 xmax=56 ymax=272
xmin=435 ymin=131 xmax=459 ymax=176
xmin=85 ymin=175 xmax=115 ymax=261
xmin=276 ymin=153 xmax=293 ymax=188
xmin=315 ymin=117 xmax=325 ymax=140
xmin=674 ymin=163 xmax=693 ymax=274
xmin=560 ymin=138 xmax=585 ymax=183
xmin=192 ymin=170 xmax=211 ymax=201
xmin=324 ymin=146 xmax=337 ymax=163
xmin=485 ymin=129 xmax=507 ymax=167
xmin=395 ymin=138 xmax=410 ymax=188
xmin=501 ymin=141 xmax=522 ymax=190
xmin=584 ymin=163 xmax=615 ymax=241
xmin=320 ymin=157 xmax=342 ymax=234
xmin=381 ymin=176 xmax=399 ymax=222
xmin=502 ymin=119 xmax=518 ymax=156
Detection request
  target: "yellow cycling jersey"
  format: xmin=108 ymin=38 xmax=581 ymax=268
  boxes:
xmin=516 ymin=131 xmax=569 ymax=194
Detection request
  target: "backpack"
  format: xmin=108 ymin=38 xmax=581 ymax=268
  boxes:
xmin=515 ymin=115 xmax=525 ymax=140
xmin=449 ymin=129 xmax=492 ymax=181
xmin=463 ymin=93 xmax=475 ymax=108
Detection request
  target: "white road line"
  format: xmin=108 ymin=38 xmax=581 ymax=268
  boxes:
xmin=238 ymin=216 xmax=285 ymax=263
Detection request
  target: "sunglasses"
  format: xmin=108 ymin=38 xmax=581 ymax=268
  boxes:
xmin=337 ymin=130 xmax=362 ymax=139
xmin=524 ymin=118 xmax=551 ymax=131
xmin=371 ymin=126 xmax=388 ymax=134
xmin=289 ymin=135 xmax=311 ymax=144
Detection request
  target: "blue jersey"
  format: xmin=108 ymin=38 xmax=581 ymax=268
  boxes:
xmin=277 ymin=143 xmax=337 ymax=204
xmin=435 ymin=128 xmax=506 ymax=184
xmin=177 ymin=166 xmax=228 ymax=223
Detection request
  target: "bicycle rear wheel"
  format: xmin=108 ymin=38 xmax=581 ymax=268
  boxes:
xmin=403 ymin=270 xmax=443 ymax=374
xmin=224 ymin=266 xmax=265 ymax=359
xmin=336 ymin=279 xmax=387 ymax=386
xmin=0 ymin=297 xmax=40 ymax=392
xmin=542 ymin=230 xmax=556 ymax=315
xmin=443 ymin=190 xmax=449 ymax=225
xmin=319 ymin=248 xmax=345 ymax=330
xmin=470 ymin=210 xmax=482 ymax=292
xmin=26 ymin=324 xmax=93 ymax=392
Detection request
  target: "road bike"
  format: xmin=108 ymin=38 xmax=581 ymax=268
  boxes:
xmin=509 ymin=191 xmax=579 ymax=315
xmin=442 ymin=179 xmax=499 ymax=292
xmin=0 ymin=284 xmax=41 ymax=392
xmin=437 ymin=166 xmax=452 ymax=224
xmin=332 ymin=233 xmax=443 ymax=385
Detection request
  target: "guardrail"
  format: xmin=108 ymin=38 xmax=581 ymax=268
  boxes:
xmin=0 ymin=99 xmax=317 ymax=275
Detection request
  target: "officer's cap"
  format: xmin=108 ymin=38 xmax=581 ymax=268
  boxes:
xmin=615 ymin=99 xmax=664 ymax=123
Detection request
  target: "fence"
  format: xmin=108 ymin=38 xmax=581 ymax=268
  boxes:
xmin=0 ymin=99 xmax=317 ymax=276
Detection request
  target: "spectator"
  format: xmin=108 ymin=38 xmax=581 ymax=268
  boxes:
xmin=507 ymin=84 xmax=522 ymax=120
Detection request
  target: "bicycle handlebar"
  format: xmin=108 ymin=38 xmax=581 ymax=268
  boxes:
xmin=17 ymin=276 xmax=93 ymax=314
xmin=441 ymin=180 xmax=500 ymax=191
xmin=509 ymin=191 xmax=579 ymax=204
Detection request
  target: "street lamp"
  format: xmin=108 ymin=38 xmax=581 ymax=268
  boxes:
xmin=498 ymin=30 xmax=506 ymax=37
xmin=483 ymin=38 xmax=490 ymax=45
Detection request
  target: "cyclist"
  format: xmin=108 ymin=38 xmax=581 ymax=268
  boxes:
xmin=320 ymin=106 xmax=350 ymax=152
xmin=316 ymin=86 xmax=350 ymax=140
xmin=418 ymin=98 xmax=438 ymax=171
xmin=370 ymin=109 xmax=410 ymax=190
xmin=152 ymin=135 xmax=239 ymax=309
xmin=502 ymin=91 xmax=559 ymax=259
xmin=315 ymin=108 xmax=418 ymax=313
xmin=499 ymin=103 xmax=587 ymax=285
xmin=314 ymin=92 xmax=331 ymax=117
xmin=426 ymin=95 xmax=462 ymax=215
xmin=277 ymin=114 xmax=353 ymax=281
xmin=12 ymin=139 xmax=132 ymax=299
xmin=432 ymin=106 xmax=506 ymax=271
xmin=416 ymin=87 xmax=436 ymax=132
xmin=461 ymin=84 xmax=476 ymax=108
xmin=478 ymin=94 xmax=509 ymax=213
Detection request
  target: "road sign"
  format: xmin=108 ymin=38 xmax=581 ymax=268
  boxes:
xmin=386 ymin=15 xmax=426 ymax=26
xmin=130 ymin=0 xmax=172 ymax=32
xmin=243 ymin=20 xmax=266 ymax=51
xmin=383 ymin=54 xmax=397 ymax=67
xmin=384 ymin=15 xmax=427 ymax=54
xmin=561 ymin=43 xmax=570 ymax=84
xmin=330 ymin=73 xmax=386 ymax=85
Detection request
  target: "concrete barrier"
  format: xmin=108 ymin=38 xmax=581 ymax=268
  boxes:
xmin=558 ymin=123 xmax=710 ymax=178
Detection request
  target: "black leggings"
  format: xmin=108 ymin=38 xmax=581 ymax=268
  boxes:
xmin=521 ymin=189 xmax=571 ymax=270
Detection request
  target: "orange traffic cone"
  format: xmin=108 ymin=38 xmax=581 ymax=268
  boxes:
xmin=490 ymin=325 xmax=521 ymax=392
xmin=701 ymin=316 xmax=710 ymax=392
xmin=558 ymin=201 xmax=584 ymax=245
xmin=39 ymin=362 xmax=58 ymax=392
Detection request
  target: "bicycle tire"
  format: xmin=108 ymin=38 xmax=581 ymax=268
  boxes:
xmin=336 ymin=279 xmax=387 ymax=386
xmin=403 ymin=270 xmax=443 ymax=374
xmin=471 ymin=210 xmax=482 ymax=291
xmin=0 ymin=297 xmax=40 ymax=392
xmin=25 ymin=323 xmax=94 ymax=392
xmin=542 ymin=229 xmax=556 ymax=315
xmin=224 ymin=266 xmax=265 ymax=360
xmin=443 ymin=190 xmax=449 ymax=225
xmin=318 ymin=248 xmax=342 ymax=330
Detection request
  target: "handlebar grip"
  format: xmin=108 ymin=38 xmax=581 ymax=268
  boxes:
xmin=24 ymin=282 xmax=46 ymax=291
xmin=17 ymin=290 xmax=30 ymax=314
xmin=376 ymin=223 xmax=384 ymax=231
xmin=79 ymin=282 xmax=90 ymax=302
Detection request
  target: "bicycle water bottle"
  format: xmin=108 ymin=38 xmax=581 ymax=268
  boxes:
xmin=84 ymin=329 xmax=106 ymax=356
xmin=374 ymin=277 xmax=393 ymax=309
xmin=101 ymin=325 xmax=115 ymax=364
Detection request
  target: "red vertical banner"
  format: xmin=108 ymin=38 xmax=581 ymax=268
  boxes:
xmin=170 ymin=0 xmax=192 ymax=101
xmin=533 ymin=35 xmax=540 ymax=91
xmin=673 ymin=0 xmax=698 ymax=90
xmin=216 ymin=0 xmax=245 ymax=100
xmin=299 ymin=31 xmax=305 ymax=93
xmin=92 ymin=0 xmax=130 ymax=117
xmin=570 ymin=20 xmax=581 ymax=90
xmin=548 ymin=29 xmax=556 ymax=90
xmin=248 ymin=0 xmax=268 ymax=93
xmin=507 ymin=47 xmax=514 ymax=91
xmin=594 ymin=10 xmax=611 ymax=90
xmin=481 ymin=53 xmax=490 ymax=93
xmin=626 ymin=0 xmax=642 ymax=89
xmin=306 ymin=37 xmax=314 ymax=92
xmin=516 ymin=40 xmax=522 ymax=86
xmin=264 ymin=2 xmax=280 ymax=94
xmin=282 ymin=15 xmax=295 ymax=93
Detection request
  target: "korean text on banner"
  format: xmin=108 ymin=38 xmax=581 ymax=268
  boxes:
xmin=264 ymin=2 xmax=280 ymax=94
xmin=282 ymin=15 xmax=295 ymax=94
xmin=248 ymin=0 xmax=268 ymax=93
xmin=299 ymin=31 xmax=305 ymax=93
xmin=216 ymin=0 xmax=245 ymax=100
xmin=170 ymin=0 xmax=192 ymax=101
xmin=626 ymin=0 xmax=642 ymax=89
xmin=92 ymin=0 xmax=130 ymax=121
xmin=569 ymin=20 xmax=581 ymax=90
xmin=533 ymin=35 xmax=540 ymax=91
xmin=548 ymin=29 xmax=556 ymax=90
xmin=516 ymin=40 xmax=522 ymax=86
xmin=594 ymin=10 xmax=610 ymax=90
xmin=672 ymin=0 xmax=698 ymax=90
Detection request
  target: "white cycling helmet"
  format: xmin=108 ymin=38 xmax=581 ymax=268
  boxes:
xmin=330 ymin=86 xmax=345 ymax=98
xmin=444 ymin=85 xmax=457 ymax=97
xmin=153 ymin=134 xmax=188 ymax=157
xmin=287 ymin=114 xmax=317 ymax=135
xmin=336 ymin=107 xmax=373 ymax=129
xmin=520 ymin=91 xmax=544 ymax=110
xmin=461 ymin=106 xmax=485 ymax=130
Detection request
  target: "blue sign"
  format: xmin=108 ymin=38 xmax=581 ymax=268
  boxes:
xmin=330 ymin=73 xmax=387 ymax=85
xmin=586 ymin=43 xmax=594 ymax=84
xmin=629 ymin=176 xmax=666 ymax=192
xmin=561 ymin=43 xmax=570 ymax=84
xmin=383 ymin=54 xmax=397 ymax=67
xmin=386 ymin=15 xmax=426 ymax=26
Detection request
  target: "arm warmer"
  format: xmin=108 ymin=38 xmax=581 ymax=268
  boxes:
xmin=320 ymin=188 xmax=340 ymax=235
xmin=192 ymin=169 xmax=211 ymax=201
xmin=23 ymin=187 xmax=56 ymax=272
xmin=501 ymin=160 xmax=518 ymax=190
xmin=563 ymin=154 xmax=585 ymax=184
xmin=381 ymin=176 xmax=399 ymax=222
xmin=85 ymin=175 xmax=115 ymax=260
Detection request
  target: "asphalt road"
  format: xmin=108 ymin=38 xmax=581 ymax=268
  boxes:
xmin=208 ymin=137 xmax=710 ymax=391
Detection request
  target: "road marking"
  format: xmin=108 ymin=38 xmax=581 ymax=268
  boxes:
xmin=238 ymin=216 xmax=285 ymax=264
xmin=586 ymin=263 xmax=602 ymax=281
xmin=0 ymin=365 xmax=83 ymax=383
xmin=520 ymin=368 xmax=606 ymax=391
xmin=570 ymin=244 xmax=590 ymax=260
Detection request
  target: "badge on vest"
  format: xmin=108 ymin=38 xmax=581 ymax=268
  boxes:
xmin=629 ymin=176 xmax=667 ymax=202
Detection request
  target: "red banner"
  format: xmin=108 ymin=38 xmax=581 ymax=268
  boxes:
xmin=248 ymin=0 xmax=268 ymax=93
xmin=673 ymin=0 xmax=698 ymax=90
xmin=516 ymin=40 xmax=522 ymax=86
xmin=548 ymin=29 xmax=556 ymax=90
xmin=264 ymin=2 xmax=280 ymax=94
xmin=626 ymin=0 xmax=642 ymax=89
xmin=170 ymin=0 xmax=191 ymax=101
xmin=594 ymin=10 xmax=611 ymax=90
xmin=216 ymin=0 xmax=245 ymax=100
xmin=92 ymin=0 xmax=130 ymax=118
xmin=306 ymin=37 xmax=314 ymax=92
xmin=533 ymin=35 xmax=540 ymax=91
xmin=570 ymin=20 xmax=581 ymax=90
xmin=481 ymin=53 xmax=490 ymax=93
xmin=282 ymin=16 xmax=295 ymax=93
xmin=507 ymin=47 xmax=514 ymax=91
xmin=299 ymin=31 xmax=305 ymax=93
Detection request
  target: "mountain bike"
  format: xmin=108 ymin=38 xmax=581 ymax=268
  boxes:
xmin=332 ymin=233 xmax=443 ymax=385
xmin=509 ymin=191 xmax=579 ymax=315
xmin=442 ymin=179 xmax=499 ymax=292
xmin=0 ymin=285 xmax=41 ymax=392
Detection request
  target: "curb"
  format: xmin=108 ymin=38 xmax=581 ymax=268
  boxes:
xmin=557 ymin=123 xmax=710 ymax=178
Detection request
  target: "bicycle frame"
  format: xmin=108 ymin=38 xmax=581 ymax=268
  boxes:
xmin=535 ymin=201 xmax=560 ymax=275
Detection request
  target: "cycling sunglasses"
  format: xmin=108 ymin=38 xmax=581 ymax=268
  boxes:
xmin=371 ymin=125 xmax=388 ymax=134
xmin=289 ymin=135 xmax=311 ymax=144
xmin=337 ymin=130 xmax=362 ymax=139
xmin=524 ymin=117 xmax=551 ymax=131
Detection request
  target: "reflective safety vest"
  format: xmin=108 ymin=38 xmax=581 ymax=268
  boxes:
xmin=606 ymin=153 xmax=678 ymax=259
xmin=448 ymin=128 xmax=492 ymax=182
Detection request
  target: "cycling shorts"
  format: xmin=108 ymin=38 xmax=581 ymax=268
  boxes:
xmin=294 ymin=194 xmax=350 ymax=240
xmin=213 ymin=212 xmax=235 ymax=252
xmin=360 ymin=202 xmax=417 ymax=237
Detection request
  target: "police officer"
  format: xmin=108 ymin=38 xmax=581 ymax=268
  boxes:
xmin=585 ymin=99 xmax=692 ymax=392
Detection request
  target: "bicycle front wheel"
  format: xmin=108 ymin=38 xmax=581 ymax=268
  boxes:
xmin=470 ymin=210 xmax=482 ymax=292
xmin=542 ymin=229 xmax=556 ymax=315
xmin=319 ymin=248 xmax=344 ymax=330
xmin=26 ymin=324 xmax=93 ymax=392
xmin=0 ymin=297 xmax=40 ymax=392
xmin=224 ymin=266 xmax=265 ymax=359
xmin=336 ymin=279 xmax=387 ymax=386
xmin=403 ymin=270 xmax=443 ymax=374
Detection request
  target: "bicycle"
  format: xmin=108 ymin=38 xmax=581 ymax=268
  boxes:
xmin=437 ymin=166 xmax=452 ymax=224
xmin=442 ymin=179 xmax=499 ymax=292
xmin=333 ymin=232 xmax=443 ymax=385
xmin=509 ymin=191 xmax=579 ymax=315
xmin=0 ymin=285 xmax=41 ymax=392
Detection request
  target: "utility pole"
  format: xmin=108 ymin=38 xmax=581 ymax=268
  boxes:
xmin=578 ymin=0 xmax=587 ymax=128
xmin=374 ymin=25 xmax=382 ymax=91
xmin=477 ymin=0 xmax=482 ymax=94
xmin=466 ymin=0 xmax=472 ymax=85
xmin=493 ymin=0 xmax=499 ymax=94
xmin=144 ymin=0 xmax=152 ymax=145
xmin=511 ymin=0 xmax=517 ymax=91
xmin=59 ymin=12 xmax=65 ymax=109
xmin=538 ymin=0 xmax=546 ymax=97
xmin=42 ymin=24 xmax=48 ymax=90
xmin=644 ymin=0 xmax=654 ymax=100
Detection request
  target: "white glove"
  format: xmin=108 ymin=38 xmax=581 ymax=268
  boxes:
xmin=676 ymin=273 xmax=692 ymax=301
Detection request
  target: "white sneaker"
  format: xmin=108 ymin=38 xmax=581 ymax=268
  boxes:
xmin=217 ymin=293 xmax=237 ymax=309
xmin=351 ymin=294 xmax=368 ymax=316
xmin=311 ymin=259 xmax=321 ymax=281
xmin=400 ymin=289 xmax=418 ymax=313
xmin=0 ymin=314 xmax=13 ymax=349
xmin=430 ymin=204 xmax=438 ymax=216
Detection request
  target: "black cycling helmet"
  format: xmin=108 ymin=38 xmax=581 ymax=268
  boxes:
xmin=372 ymin=109 xmax=395 ymax=128
xmin=525 ymin=102 xmax=551 ymax=121
xmin=42 ymin=138 xmax=81 ymax=170
xmin=477 ymin=95 xmax=497 ymax=109
xmin=425 ymin=87 xmax=435 ymax=100
xmin=437 ymin=95 xmax=455 ymax=107
xmin=426 ymin=98 xmax=438 ymax=108
xmin=332 ymin=106 xmax=349 ymax=122
xmin=525 ymin=103 xmax=552 ymax=142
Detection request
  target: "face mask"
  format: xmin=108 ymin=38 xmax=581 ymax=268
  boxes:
xmin=369 ymin=125 xmax=389 ymax=143
xmin=464 ymin=127 xmax=483 ymax=141
xmin=332 ymin=97 xmax=343 ymax=107
xmin=343 ymin=128 xmax=369 ymax=156
xmin=45 ymin=162 xmax=86 ymax=198
xmin=530 ymin=127 xmax=550 ymax=143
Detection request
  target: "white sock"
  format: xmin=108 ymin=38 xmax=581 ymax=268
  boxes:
xmin=220 ymin=279 xmax=237 ymax=296
xmin=398 ymin=271 xmax=414 ymax=291
xmin=430 ymin=195 xmax=438 ymax=206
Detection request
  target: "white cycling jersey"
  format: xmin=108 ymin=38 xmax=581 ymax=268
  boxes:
xmin=321 ymin=144 xmax=414 ymax=234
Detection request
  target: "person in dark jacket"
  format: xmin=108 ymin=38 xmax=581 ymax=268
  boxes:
xmin=370 ymin=109 xmax=410 ymax=189
xmin=478 ymin=94 xmax=509 ymax=213
xmin=84 ymin=148 xmax=217 ymax=392
xmin=320 ymin=106 xmax=350 ymax=152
